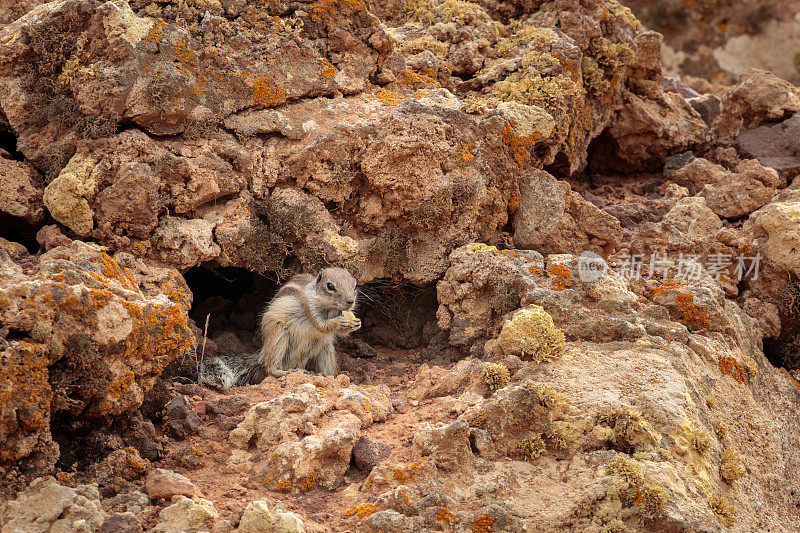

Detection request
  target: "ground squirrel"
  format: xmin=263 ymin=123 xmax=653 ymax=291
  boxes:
xmin=199 ymin=268 xmax=361 ymax=390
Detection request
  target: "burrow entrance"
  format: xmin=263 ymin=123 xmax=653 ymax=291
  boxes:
xmin=763 ymin=275 xmax=800 ymax=374
xmin=181 ymin=265 xmax=442 ymax=377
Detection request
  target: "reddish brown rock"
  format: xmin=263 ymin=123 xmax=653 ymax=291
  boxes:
xmin=35 ymin=225 xmax=73 ymax=251
xmin=736 ymin=113 xmax=800 ymax=180
xmin=145 ymin=468 xmax=200 ymax=500
xmin=591 ymin=32 xmax=711 ymax=172
xmin=512 ymin=169 xmax=622 ymax=255
xmin=353 ymin=436 xmax=392 ymax=472
xmin=715 ymin=69 xmax=800 ymax=142
xmin=98 ymin=512 xmax=143 ymax=533
xmin=0 ymin=241 xmax=193 ymax=480
xmin=665 ymin=155 xmax=779 ymax=219
xmin=163 ymin=395 xmax=202 ymax=440
xmin=0 ymin=157 xmax=44 ymax=224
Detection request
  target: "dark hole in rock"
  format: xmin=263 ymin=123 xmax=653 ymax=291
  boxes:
xmin=52 ymin=410 xmax=161 ymax=474
xmin=763 ymin=276 xmax=800 ymax=373
xmin=0 ymin=214 xmax=40 ymax=254
xmin=182 ymin=265 xmax=440 ymax=354
xmin=173 ymin=266 xmax=440 ymax=381
xmin=0 ymin=119 xmax=23 ymax=161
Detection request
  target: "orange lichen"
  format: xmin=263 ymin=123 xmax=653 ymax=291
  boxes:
xmin=272 ymin=478 xmax=292 ymax=493
xmin=373 ymin=88 xmax=406 ymax=106
xmin=321 ymin=60 xmax=336 ymax=79
xmin=297 ymin=471 xmax=319 ymax=492
xmin=145 ymin=18 xmax=168 ymax=46
xmin=395 ymin=68 xmax=439 ymax=90
xmin=437 ymin=507 xmax=458 ymax=524
xmin=675 ymin=293 xmax=710 ymax=330
xmin=548 ymin=263 xmax=572 ymax=291
xmin=393 ymin=456 xmax=428 ymax=482
xmin=719 ymin=356 xmax=749 ymax=384
xmin=650 ymin=279 xmax=685 ymax=299
xmin=308 ymin=0 xmax=369 ymax=22
xmin=459 ymin=139 xmax=475 ymax=162
xmin=174 ymin=41 xmax=195 ymax=63
xmin=0 ymin=343 xmax=50 ymax=461
xmin=472 ymin=513 xmax=495 ymax=533
xmin=251 ymin=76 xmax=286 ymax=107
xmin=124 ymin=447 xmax=149 ymax=473
xmin=397 ymin=486 xmax=410 ymax=507
xmin=500 ymin=118 xmax=546 ymax=165
xmin=345 ymin=502 xmax=378 ymax=521
xmin=56 ymin=471 xmax=77 ymax=486
xmin=96 ymin=252 xmax=138 ymax=291
xmin=497 ymin=249 xmax=520 ymax=261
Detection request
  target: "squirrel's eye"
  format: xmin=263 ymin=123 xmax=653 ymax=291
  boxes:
xmin=327 ymin=282 xmax=336 ymax=291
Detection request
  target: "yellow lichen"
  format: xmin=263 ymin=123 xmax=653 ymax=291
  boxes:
xmin=720 ymin=448 xmax=745 ymax=483
xmin=707 ymin=492 xmax=736 ymax=527
xmin=548 ymin=421 xmax=574 ymax=450
xmin=497 ymin=305 xmax=566 ymax=363
xmin=522 ymin=380 xmax=569 ymax=410
xmin=600 ymin=518 xmax=626 ymax=533
xmin=402 ymin=0 xmax=435 ymax=24
xmin=605 ymin=454 xmax=644 ymax=487
xmin=493 ymin=26 xmax=554 ymax=57
xmin=713 ymin=420 xmax=728 ymax=440
xmin=635 ymin=484 xmax=669 ymax=520
xmin=465 ymin=242 xmax=498 ymax=254
xmin=395 ymin=36 xmax=449 ymax=60
xmin=482 ymin=362 xmax=510 ymax=391
xmin=596 ymin=408 xmax=658 ymax=453
xmin=517 ymin=433 xmax=546 ymax=460
xmin=686 ymin=425 xmax=711 ymax=455
xmin=440 ymin=0 xmax=487 ymax=25
xmin=604 ymin=453 xmax=669 ymax=521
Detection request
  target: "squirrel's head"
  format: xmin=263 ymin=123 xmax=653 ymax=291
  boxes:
xmin=314 ymin=267 xmax=358 ymax=311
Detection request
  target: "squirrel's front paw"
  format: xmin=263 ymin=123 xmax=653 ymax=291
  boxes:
xmin=338 ymin=311 xmax=361 ymax=332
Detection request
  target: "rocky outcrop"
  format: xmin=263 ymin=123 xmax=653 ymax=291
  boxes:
xmin=3 ymin=0 xmax=800 ymax=531
xmin=0 ymin=477 xmax=106 ymax=532
xmin=0 ymin=0 xmax=677 ymax=284
xmin=624 ymin=0 xmax=800 ymax=85
xmin=0 ymin=240 xmax=194 ymax=480
xmin=228 ymin=375 xmax=392 ymax=492
xmin=590 ymin=31 xmax=711 ymax=172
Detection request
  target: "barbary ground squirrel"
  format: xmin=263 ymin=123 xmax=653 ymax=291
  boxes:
xmin=199 ymin=268 xmax=361 ymax=390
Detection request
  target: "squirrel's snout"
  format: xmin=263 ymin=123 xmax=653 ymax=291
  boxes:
xmin=345 ymin=297 xmax=355 ymax=306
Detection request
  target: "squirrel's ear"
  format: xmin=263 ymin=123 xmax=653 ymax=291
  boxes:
xmin=316 ymin=273 xmax=322 ymax=284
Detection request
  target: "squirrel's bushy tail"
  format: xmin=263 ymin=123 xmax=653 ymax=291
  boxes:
xmin=198 ymin=353 xmax=267 ymax=391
